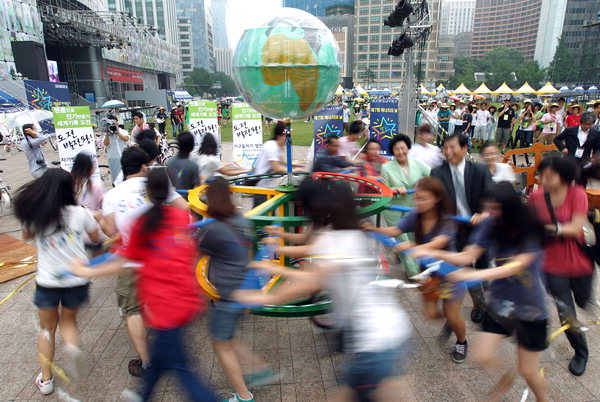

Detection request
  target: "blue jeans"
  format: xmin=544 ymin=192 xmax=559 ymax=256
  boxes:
xmin=142 ymin=326 xmax=216 ymax=401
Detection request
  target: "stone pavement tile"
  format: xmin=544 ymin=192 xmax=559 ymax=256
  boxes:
xmin=0 ymin=332 xmax=29 ymax=363
xmin=557 ymin=357 xmax=600 ymax=399
xmin=407 ymin=311 xmax=442 ymax=339
xmin=288 ymin=320 xmax=316 ymax=349
xmin=78 ymin=328 xmax=106 ymax=354
xmin=323 ymin=379 xmax=340 ymax=401
xmin=446 ymin=368 xmax=496 ymax=401
xmin=90 ymin=328 xmax=117 ymax=354
xmin=0 ymin=361 xmax=39 ymax=400
xmin=290 ymin=346 xmax=321 ymax=383
xmin=310 ymin=324 xmax=329 ymax=347
xmin=10 ymin=333 xmax=39 ymax=363
xmin=253 ymin=319 xmax=278 ymax=350
xmin=315 ymin=345 xmax=336 ymax=382
xmin=83 ymin=306 xmax=119 ymax=332
xmin=422 ymin=336 xmax=478 ymax=370
xmin=275 ymin=320 xmax=291 ymax=349
xmin=277 ymin=348 xmax=295 ymax=384
xmin=294 ymin=381 xmax=326 ymax=401
xmin=410 ymin=370 xmax=463 ymax=401
xmin=404 ymin=338 xmax=439 ymax=373
xmin=99 ymin=329 xmax=134 ymax=360
xmin=252 ymin=384 xmax=281 ymax=401
xmin=480 ymin=363 xmax=525 ymax=402
xmin=280 ymin=383 xmax=296 ymax=402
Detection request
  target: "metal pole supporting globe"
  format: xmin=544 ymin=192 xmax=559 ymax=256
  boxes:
xmin=232 ymin=8 xmax=341 ymax=121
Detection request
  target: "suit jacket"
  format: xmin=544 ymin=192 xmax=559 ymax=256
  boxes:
xmin=553 ymin=126 xmax=600 ymax=162
xmin=431 ymin=158 xmax=494 ymax=216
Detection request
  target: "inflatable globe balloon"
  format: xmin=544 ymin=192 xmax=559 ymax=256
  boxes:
xmin=233 ymin=8 xmax=341 ymax=120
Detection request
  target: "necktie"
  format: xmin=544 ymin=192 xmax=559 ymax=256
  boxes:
xmin=452 ymin=167 xmax=471 ymax=217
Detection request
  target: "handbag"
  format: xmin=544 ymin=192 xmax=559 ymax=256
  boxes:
xmin=543 ymin=191 xmax=599 ymax=265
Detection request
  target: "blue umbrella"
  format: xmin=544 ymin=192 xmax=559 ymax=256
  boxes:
xmin=101 ymin=100 xmax=125 ymax=108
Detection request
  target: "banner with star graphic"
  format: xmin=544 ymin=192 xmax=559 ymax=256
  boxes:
xmin=232 ymin=102 xmax=263 ymax=170
xmin=188 ymin=100 xmax=220 ymax=152
xmin=369 ymin=99 xmax=399 ymax=158
xmin=313 ymin=105 xmax=343 ymax=156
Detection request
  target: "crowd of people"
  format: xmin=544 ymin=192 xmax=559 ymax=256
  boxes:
xmin=9 ymin=92 xmax=600 ymax=402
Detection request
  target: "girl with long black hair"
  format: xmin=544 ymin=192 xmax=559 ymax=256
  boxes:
xmin=413 ymin=182 xmax=549 ymax=401
xmin=14 ymin=169 xmax=100 ymax=395
xmin=70 ymin=168 xmax=216 ymax=401
xmin=71 ymin=153 xmax=103 ymax=211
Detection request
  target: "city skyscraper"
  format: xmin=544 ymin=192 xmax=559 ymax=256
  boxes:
xmin=215 ymin=48 xmax=233 ymax=77
xmin=353 ymin=0 xmax=450 ymax=89
xmin=440 ymin=0 xmax=475 ymax=35
xmin=471 ymin=0 xmax=542 ymax=60
xmin=534 ymin=0 xmax=568 ymax=68
xmin=212 ymin=0 xmax=231 ymax=49
xmin=177 ymin=16 xmax=194 ymax=81
xmin=108 ymin=0 xmax=178 ymax=45
xmin=282 ymin=0 xmax=354 ymax=16
xmin=176 ymin=0 xmax=214 ymax=72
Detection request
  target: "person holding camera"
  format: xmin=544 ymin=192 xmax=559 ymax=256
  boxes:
xmin=516 ymin=100 xmax=537 ymax=149
xmin=21 ymin=123 xmax=49 ymax=179
xmin=104 ymin=115 xmax=130 ymax=183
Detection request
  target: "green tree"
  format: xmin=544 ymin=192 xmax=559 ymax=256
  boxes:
xmin=547 ymin=34 xmax=575 ymax=83
xmin=182 ymin=68 xmax=238 ymax=97
xmin=447 ymin=56 xmax=477 ymax=89
xmin=517 ymin=60 xmax=546 ymax=87
xmin=210 ymin=72 xmax=238 ymax=97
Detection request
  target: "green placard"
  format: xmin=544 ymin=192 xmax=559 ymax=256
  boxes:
xmin=232 ymin=102 xmax=262 ymax=120
xmin=52 ymin=106 xmax=92 ymax=129
xmin=188 ymin=100 xmax=217 ymax=119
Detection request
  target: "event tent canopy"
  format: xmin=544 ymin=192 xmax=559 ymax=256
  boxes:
xmin=535 ymin=82 xmax=560 ymax=95
xmin=492 ymin=82 xmax=514 ymax=95
xmin=452 ymin=83 xmax=471 ymax=94
xmin=335 ymin=84 xmax=344 ymax=95
xmin=514 ymin=82 xmax=537 ymax=94
xmin=472 ymin=83 xmax=492 ymax=94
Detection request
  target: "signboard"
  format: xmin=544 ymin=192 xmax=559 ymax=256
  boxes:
xmin=187 ymin=100 xmax=220 ymax=152
xmin=368 ymin=99 xmax=399 ymax=158
xmin=52 ymin=106 xmax=97 ymax=174
xmin=232 ymin=102 xmax=262 ymax=170
xmin=25 ymin=79 xmax=71 ymax=135
xmin=313 ymin=105 xmax=343 ymax=156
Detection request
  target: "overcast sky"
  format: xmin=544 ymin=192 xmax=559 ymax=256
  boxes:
xmin=224 ymin=0 xmax=283 ymax=49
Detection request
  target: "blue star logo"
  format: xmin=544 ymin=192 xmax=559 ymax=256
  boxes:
xmin=371 ymin=117 xmax=397 ymax=141
xmin=315 ymin=124 xmax=342 ymax=151
xmin=234 ymin=152 xmax=258 ymax=169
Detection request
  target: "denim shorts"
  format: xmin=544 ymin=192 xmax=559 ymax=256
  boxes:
xmin=34 ymin=283 xmax=89 ymax=309
xmin=344 ymin=340 xmax=410 ymax=399
xmin=208 ymin=300 xmax=244 ymax=341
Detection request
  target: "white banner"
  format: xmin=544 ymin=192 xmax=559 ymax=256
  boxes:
xmin=188 ymin=100 xmax=220 ymax=152
xmin=232 ymin=102 xmax=263 ymax=170
xmin=52 ymin=106 xmax=98 ymax=176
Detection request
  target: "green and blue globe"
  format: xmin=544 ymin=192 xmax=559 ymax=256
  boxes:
xmin=233 ymin=8 xmax=341 ymax=120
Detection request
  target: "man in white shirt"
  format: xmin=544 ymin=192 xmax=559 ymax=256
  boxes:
xmin=450 ymin=102 xmax=465 ymax=135
xmin=539 ymin=103 xmax=563 ymax=145
xmin=408 ymin=123 xmax=443 ymax=168
xmin=473 ymin=102 xmax=491 ymax=146
xmin=338 ymin=120 xmax=364 ymax=161
xmin=99 ymin=146 xmax=187 ymax=377
xmin=342 ymin=104 xmax=350 ymax=134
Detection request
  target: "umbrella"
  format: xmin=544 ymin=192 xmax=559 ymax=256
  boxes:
xmin=535 ymin=82 xmax=560 ymax=95
xmin=7 ymin=109 xmax=53 ymax=131
xmin=452 ymin=83 xmax=471 ymax=94
xmin=474 ymin=95 xmax=487 ymax=100
xmin=514 ymin=82 xmax=537 ymax=94
xmin=492 ymin=82 xmax=514 ymax=95
xmin=449 ymin=96 xmax=462 ymax=102
xmin=335 ymin=84 xmax=344 ymax=95
xmin=472 ymin=83 xmax=492 ymax=94
xmin=101 ymin=100 xmax=125 ymax=108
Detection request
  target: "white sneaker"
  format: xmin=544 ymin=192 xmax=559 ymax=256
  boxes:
xmin=36 ymin=372 xmax=54 ymax=395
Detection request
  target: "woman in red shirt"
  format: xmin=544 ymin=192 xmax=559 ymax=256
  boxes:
xmin=528 ymin=156 xmax=593 ymax=377
xmin=565 ymin=105 xmax=581 ymax=127
xmin=70 ymin=168 xmax=216 ymax=401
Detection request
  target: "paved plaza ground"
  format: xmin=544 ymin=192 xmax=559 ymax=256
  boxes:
xmin=0 ymin=144 xmax=599 ymax=401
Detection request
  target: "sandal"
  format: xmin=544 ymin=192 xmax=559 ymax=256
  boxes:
xmin=128 ymin=358 xmax=144 ymax=377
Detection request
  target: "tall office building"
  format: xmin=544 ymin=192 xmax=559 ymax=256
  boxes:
xmin=176 ymin=0 xmax=214 ymax=72
xmin=353 ymin=0 xmax=450 ymax=89
xmin=282 ymin=0 xmax=354 ymax=16
xmin=440 ymin=0 xmax=475 ymax=35
xmin=212 ymin=0 xmax=231 ymax=49
xmin=471 ymin=0 xmax=542 ymax=60
xmin=534 ymin=0 xmax=568 ymax=68
xmin=206 ymin=5 xmax=216 ymax=72
xmin=178 ymin=16 xmax=194 ymax=81
xmin=108 ymin=0 xmax=178 ymax=45
xmin=559 ymin=0 xmax=600 ymax=82
xmin=215 ymin=48 xmax=233 ymax=76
